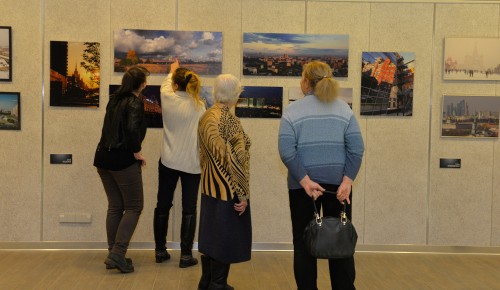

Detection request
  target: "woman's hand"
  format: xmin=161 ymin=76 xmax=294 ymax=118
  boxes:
xmin=170 ymin=59 xmax=179 ymax=74
xmin=337 ymin=176 xmax=353 ymax=204
xmin=133 ymin=152 xmax=146 ymax=167
xmin=300 ymin=175 xmax=325 ymax=200
xmin=234 ymin=200 xmax=247 ymax=216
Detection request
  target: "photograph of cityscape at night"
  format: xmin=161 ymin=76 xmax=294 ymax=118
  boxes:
xmin=361 ymin=52 xmax=415 ymax=116
xmin=109 ymin=85 xmax=162 ymax=128
xmin=242 ymin=33 xmax=348 ymax=77
xmin=50 ymin=41 xmax=100 ymax=107
xmin=444 ymin=37 xmax=500 ymax=81
xmin=288 ymin=87 xmax=352 ymax=109
xmin=236 ymin=86 xmax=283 ymax=118
xmin=441 ymin=95 xmax=500 ymax=138
xmin=0 ymin=92 xmax=20 ymax=130
xmin=0 ymin=27 xmax=11 ymax=82
xmin=114 ymin=29 xmax=222 ymax=76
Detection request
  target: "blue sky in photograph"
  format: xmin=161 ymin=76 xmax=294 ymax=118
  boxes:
xmin=243 ymin=33 xmax=348 ymax=57
xmin=362 ymin=52 xmax=415 ymax=64
xmin=114 ymin=29 xmax=222 ymax=61
xmin=0 ymin=93 xmax=18 ymax=111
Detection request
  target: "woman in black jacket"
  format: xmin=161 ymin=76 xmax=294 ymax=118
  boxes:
xmin=94 ymin=66 xmax=149 ymax=273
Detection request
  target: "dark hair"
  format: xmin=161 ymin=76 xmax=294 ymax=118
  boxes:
xmin=172 ymin=67 xmax=203 ymax=110
xmin=114 ymin=66 xmax=150 ymax=96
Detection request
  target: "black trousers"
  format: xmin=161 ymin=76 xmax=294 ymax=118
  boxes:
xmin=289 ymin=184 xmax=356 ymax=290
xmin=155 ymin=160 xmax=200 ymax=253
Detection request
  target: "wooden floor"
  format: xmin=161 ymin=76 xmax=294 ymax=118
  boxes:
xmin=0 ymin=250 xmax=499 ymax=289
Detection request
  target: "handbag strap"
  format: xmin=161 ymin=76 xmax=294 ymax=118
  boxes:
xmin=311 ymin=191 xmax=348 ymax=225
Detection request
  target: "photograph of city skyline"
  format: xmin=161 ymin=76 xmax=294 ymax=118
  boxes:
xmin=236 ymin=86 xmax=283 ymax=118
xmin=114 ymin=29 xmax=222 ymax=75
xmin=287 ymin=87 xmax=352 ymax=109
xmin=243 ymin=33 xmax=348 ymax=77
xmin=50 ymin=41 xmax=100 ymax=107
xmin=361 ymin=52 xmax=415 ymax=116
xmin=109 ymin=85 xmax=162 ymax=128
xmin=444 ymin=37 xmax=500 ymax=81
xmin=0 ymin=92 xmax=20 ymax=130
xmin=442 ymin=95 xmax=500 ymax=138
xmin=0 ymin=27 xmax=12 ymax=81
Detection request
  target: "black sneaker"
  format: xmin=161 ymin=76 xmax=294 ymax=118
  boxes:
xmin=179 ymin=255 xmax=198 ymax=268
xmin=155 ymin=250 xmax=171 ymax=263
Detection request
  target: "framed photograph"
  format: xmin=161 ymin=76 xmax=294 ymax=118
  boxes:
xmin=0 ymin=92 xmax=20 ymax=130
xmin=0 ymin=26 xmax=12 ymax=82
xmin=443 ymin=37 xmax=500 ymax=81
xmin=441 ymin=95 xmax=500 ymax=138
xmin=109 ymin=85 xmax=162 ymax=128
xmin=361 ymin=52 xmax=415 ymax=116
xmin=200 ymin=86 xmax=214 ymax=109
xmin=114 ymin=29 xmax=222 ymax=75
xmin=243 ymin=33 xmax=348 ymax=77
xmin=50 ymin=41 xmax=100 ymax=107
xmin=287 ymin=87 xmax=352 ymax=109
xmin=236 ymin=86 xmax=283 ymax=118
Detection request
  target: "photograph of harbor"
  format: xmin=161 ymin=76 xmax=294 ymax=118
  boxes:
xmin=243 ymin=33 xmax=348 ymax=77
xmin=236 ymin=86 xmax=283 ymax=118
xmin=441 ymin=95 xmax=500 ymax=138
xmin=114 ymin=29 xmax=222 ymax=75
xmin=443 ymin=37 xmax=500 ymax=81
xmin=0 ymin=92 xmax=20 ymax=130
xmin=0 ymin=27 xmax=12 ymax=81
xmin=361 ymin=52 xmax=415 ymax=116
xmin=109 ymin=85 xmax=162 ymax=128
xmin=50 ymin=41 xmax=100 ymax=107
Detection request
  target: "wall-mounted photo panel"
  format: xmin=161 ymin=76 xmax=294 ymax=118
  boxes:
xmin=287 ymin=87 xmax=352 ymax=109
xmin=236 ymin=86 xmax=283 ymax=118
xmin=114 ymin=29 xmax=222 ymax=75
xmin=361 ymin=52 xmax=415 ymax=116
xmin=243 ymin=33 xmax=348 ymax=78
xmin=0 ymin=26 xmax=12 ymax=82
xmin=0 ymin=92 xmax=20 ymax=130
xmin=443 ymin=37 xmax=500 ymax=81
xmin=50 ymin=41 xmax=100 ymax=107
xmin=109 ymin=85 xmax=162 ymax=128
xmin=441 ymin=95 xmax=500 ymax=138
xmin=200 ymin=86 xmax=214 ymax=109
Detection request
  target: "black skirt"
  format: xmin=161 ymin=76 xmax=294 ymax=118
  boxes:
xmin=198 ymin=194 xmax=252 ymax=264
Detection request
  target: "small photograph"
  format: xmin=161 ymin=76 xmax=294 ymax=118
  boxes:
xmin=287 ymin=87 xmax=352 ymax=109
xmin=441 ymin=95 xmax=500 ymax=138
xmin=114 ymin=29 xmax=222 ymax=75
xmin=243 ymin=33 xmax=348 ymax=77
xmin=361 ymin=52 xmax=415 ymax=116
xmin=200 ymin=86 xmax=214 ymax=109
xmin=443 ymin=37 xmax=500 ymax=81
xmin=0 ymin=92 xmax=20 ymax=130
xmin=236 ymin=86 xmax=283 ymax=118
xmin=0 ymin=26 xmax=12 ymax=81
xmin=109 ymin=85 xmax=162 ymax=128
xmin=50 ymin=41 xmax=100 ymax=107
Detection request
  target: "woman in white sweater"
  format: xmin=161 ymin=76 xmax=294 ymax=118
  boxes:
xmin=154 ymin=60 xmax=206 ymax=268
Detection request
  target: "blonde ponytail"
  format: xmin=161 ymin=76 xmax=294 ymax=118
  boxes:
xmin=303 ymin=61 xmax=339 ymax=103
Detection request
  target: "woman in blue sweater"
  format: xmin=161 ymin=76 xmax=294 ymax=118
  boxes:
xmin=278 ymin=61 xmax=364 ymax=290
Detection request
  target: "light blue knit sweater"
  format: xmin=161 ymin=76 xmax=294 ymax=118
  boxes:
xmin=278 ymin=94 xmax=364 ymax=189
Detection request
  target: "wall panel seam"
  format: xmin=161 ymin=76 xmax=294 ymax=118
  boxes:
xmin=40 ymin=0 xmax=46 ymax=242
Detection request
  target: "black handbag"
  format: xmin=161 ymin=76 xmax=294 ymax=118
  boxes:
xmin=303 ymin=194 xmax=358 ymax=259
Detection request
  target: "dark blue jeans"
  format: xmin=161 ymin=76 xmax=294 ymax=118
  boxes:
xmin=97 ymin=162 xmax=144 ymax=256
xmin=289 ymin=184 xmax=355 ymax=290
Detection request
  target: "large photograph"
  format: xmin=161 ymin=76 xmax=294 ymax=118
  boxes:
xmin=236 ymin=86 xmax=283 ymax=118
xmin=361 ymin=52 xmax=415 ymax=116
xmin=50 ymin=41 xmax=100 ymax=107
xmin=109 ymin=85 xmax=162 ymax=128
xmin=0 ymin=92 xmax=20 ymax=130
xmin=243 ymin=33 xmax=348 ymax=77
xmin=441 ymin=95 xmax=500 ymax=138
xmin=443 ymin=37 xmax=500 ymax=81
xmin=0 ymin=26 xmax=12 ymax=82
xmin=114 ymin=29 xmax=222 ymax=75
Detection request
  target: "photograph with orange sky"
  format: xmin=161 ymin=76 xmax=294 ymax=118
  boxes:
xmin=50 ymin=41 xmax=100 ymax=107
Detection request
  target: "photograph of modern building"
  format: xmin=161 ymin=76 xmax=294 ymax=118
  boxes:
xmin=236 ymin=86 xmax=283 ymax=118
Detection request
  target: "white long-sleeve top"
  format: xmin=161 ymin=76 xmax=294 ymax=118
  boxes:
xmin=160 ymin=73 xmax=206 ymax=174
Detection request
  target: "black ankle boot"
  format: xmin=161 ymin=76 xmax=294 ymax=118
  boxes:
xmin=179 ymin=213 xmax=197 ymax=268
xmin=105 ymin=257 xmax=133 ymax=269
xmin=208 ymin=259 xmax=233 ymax=290
xmin=180 ymin=255 xmax=198 ymax=268
xmin=197 ymin=255 xmax=211 ymax=290
xmin=155 ymin=250 xmax=171 ymax=263
xmin=105 ymin=253 xmax=134 ymax=273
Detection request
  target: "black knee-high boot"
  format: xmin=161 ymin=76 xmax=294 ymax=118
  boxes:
xmin=153 ymin=208 xmax=171 ymax=263
xmin=179 ymin=213 xmax=198 ymax=268
xmin=208 ymin=258 xmax=234 ymax=290
xmin=197 ymin=255 xmax=211 ymax=290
